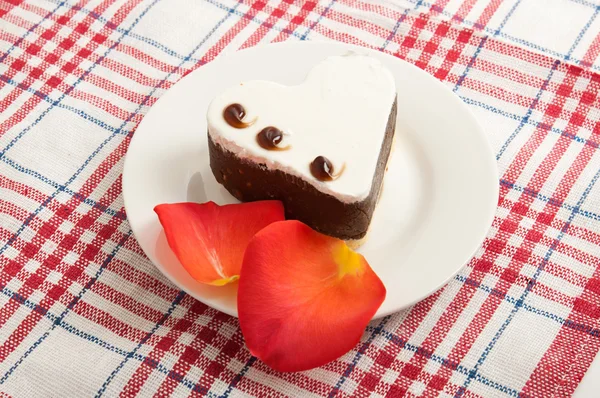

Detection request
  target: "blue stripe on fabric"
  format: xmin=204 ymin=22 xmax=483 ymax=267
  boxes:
xmin=0 ymin=230 xmax=132 ymax=384
xmin=0 ymin=1 xmax=66 ymax=65
xmin=328 ymin=316 xmax=392 ymax=398
xmin=0 ymin=127 xmax=119 ymax=255
xmin=500 ymin=179 xmax=600 ymax=222
xmin=478 ymin=5 xmax=598 ymax=161
xmin=401 ymin=0 xmax=600 ymax=73
xmin=453 ymin=0 xmax=522 ymax=92
xmin=0 ymin=285 xmax=212 ymax=396
xmin=456 ymin=146 xmax=600 ymax=395
xmin=1 ymin=288 xmax=53 ymax=320
xmin=461 ymin=97 xmax=600 ymax=152
xmin=0 ymin=75 xmax=123 ymax=135
xmin=220 ymin=357 xmax=257 ymax=398
xmin=94 ymin=291 xmax=186 ymax=397
xmin=205 ymin=0 xmax=328 ymax=40
xmin=367 ymin=327 xmax=522 ymax=397
xmin=569 ymin=0 xmax=600 ymax=8
xmin=43 ymin=0 xmax=316 ymax=57
xmin=2 ymin=156 xmax=126 ymax=219
xmin=454 ymin=275 xmax=600 ymax=337
xmin=0 ymin=0 xmax=163 ymax=158
xmin=42 ymin=0 xmax=202 ymax=63
xmin=205 ymin=0 xmax=304 ymax=40
xmin=381 ymin=0 xmax=424 ymax=51
xmin=0 ymin=0 xmax=165 ymax=258
xmin=495 ymin=58 xmax=559 ymax=161
xmin=299 ymin=0 xmax=337 ymax=40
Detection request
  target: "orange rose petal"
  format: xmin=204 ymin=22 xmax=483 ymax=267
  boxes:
xmin=238 ymin=220 xmax=386 ymax=372
xmin=154 ymin=201 xmax=285 ymax=286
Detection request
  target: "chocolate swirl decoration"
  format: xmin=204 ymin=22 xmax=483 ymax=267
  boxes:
xmin=223 ymin=104 xmax=256 ymax=128
xmin=256 ymin=127 xmax=290 ymax=151
xmin=310 ymin=156 xmax=346 ymax=182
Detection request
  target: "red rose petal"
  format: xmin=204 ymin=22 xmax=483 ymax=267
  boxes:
xmin=154 ymin=201 xmax=284 ymax=286
xmin=238 ymin=220 xmax=386 ymax=372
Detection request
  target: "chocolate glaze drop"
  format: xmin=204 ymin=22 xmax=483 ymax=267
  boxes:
xmin=223 ymin=104 xmax=255 ymax=128
xmin=310 ymin=156 xmax=345 ymax=181
xmin=256 ymin=127 xmax=290 ymax=151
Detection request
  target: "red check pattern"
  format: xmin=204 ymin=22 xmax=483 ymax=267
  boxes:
xmin=1 ymin=0 xmax=600 ymax=397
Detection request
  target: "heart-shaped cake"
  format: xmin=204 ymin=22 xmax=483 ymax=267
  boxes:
xmin=206 ymin=53 xmax=397 ymax=247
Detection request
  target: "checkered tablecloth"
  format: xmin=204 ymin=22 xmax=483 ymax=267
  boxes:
xmin=2 ymin=0 xmax=600 ymax=396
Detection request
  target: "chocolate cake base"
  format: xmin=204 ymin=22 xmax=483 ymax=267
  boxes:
xmin=208 ymin=98 xmax=397 ymax=245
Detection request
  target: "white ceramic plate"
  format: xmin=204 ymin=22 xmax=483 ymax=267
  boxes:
xmin=123 ymin=42 xmax=498 ymax=319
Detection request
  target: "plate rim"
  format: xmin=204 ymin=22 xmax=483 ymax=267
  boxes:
xmin=123 ymin=41 xmax=499 ymax=319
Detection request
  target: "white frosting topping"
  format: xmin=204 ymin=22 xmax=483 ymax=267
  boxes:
xmin=207 ymin=53 xmax=396 ymax=202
